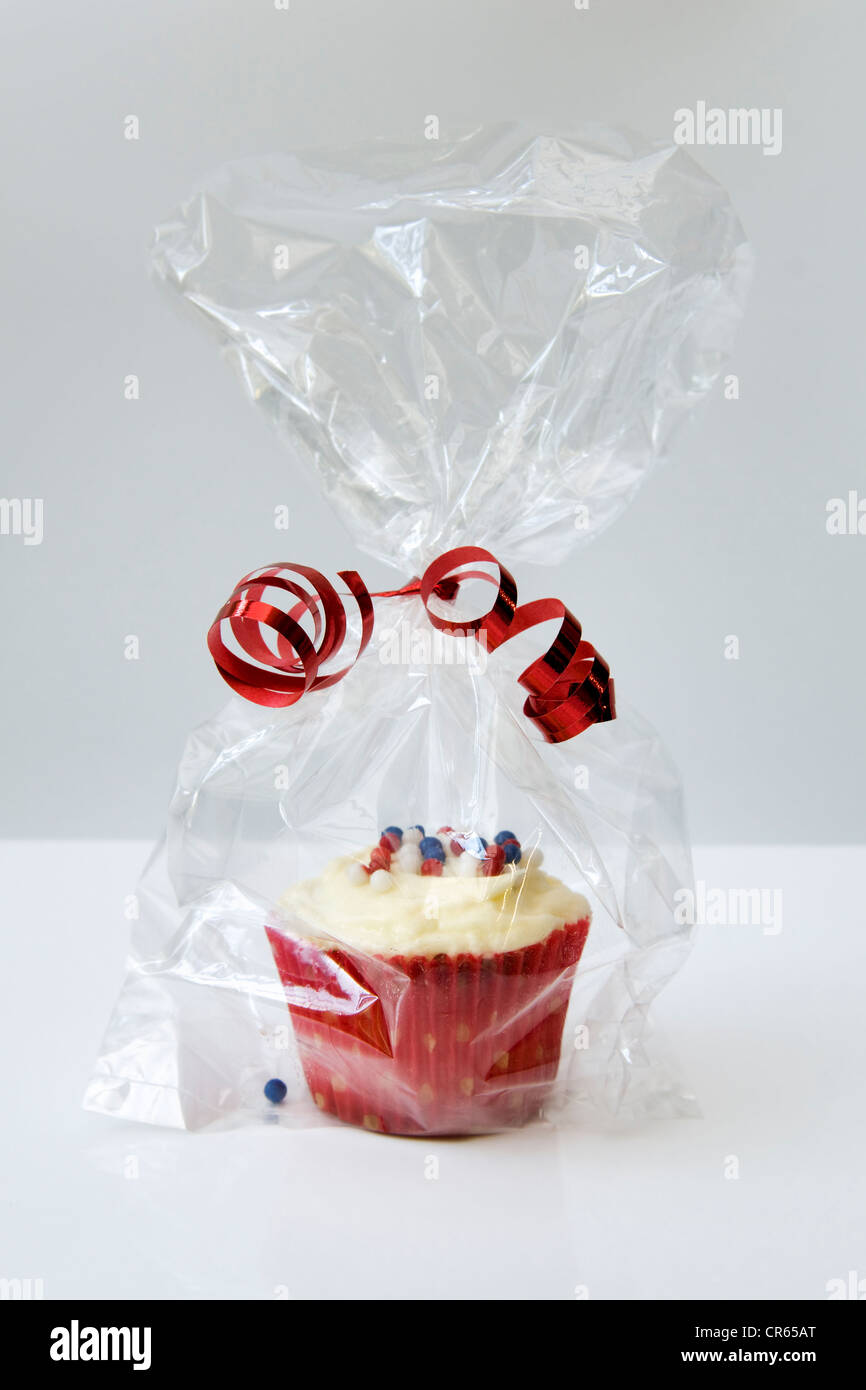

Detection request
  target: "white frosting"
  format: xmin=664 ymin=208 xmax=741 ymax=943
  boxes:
xmin=279 ymin=848 xmax=590 ymax=958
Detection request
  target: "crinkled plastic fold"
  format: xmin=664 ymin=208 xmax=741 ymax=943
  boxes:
xmin=150 ymin=125 xmax=751 ymax=571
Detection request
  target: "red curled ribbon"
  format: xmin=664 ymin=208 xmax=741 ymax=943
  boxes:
xmin=208 ymin=547 xmax=614 ymax=742
xmin=206 ymin=563 xmax=374 ymax=708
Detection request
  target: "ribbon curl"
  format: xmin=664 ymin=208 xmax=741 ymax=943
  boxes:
xmin=208 ymin=548 xmax=614 ymax=742
xmin=207 ymin=563 xmax=374 ymax=708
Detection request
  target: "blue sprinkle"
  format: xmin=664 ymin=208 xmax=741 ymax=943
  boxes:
xmin=408 ymin=824 xmax=425 ymax=836
xmin=382 ymin=825 xmax=403 ymax=841
xmin=420 ymin=836 xmax=445 ymax=861
xmin=494 ymin=830 xmax=519 ymax=846
xmin=503 ymin=840 xmax=522 ymax=864
xmin=264 ymin=1078 xmax=287 ymax=1104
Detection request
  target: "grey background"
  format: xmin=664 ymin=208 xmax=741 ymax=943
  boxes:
xmin=2 ymin=0 xmax=862 ymax=842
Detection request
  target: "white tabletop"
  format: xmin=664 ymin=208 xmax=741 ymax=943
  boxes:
xmin=2 ymin=841 xmax=863 ymax=1301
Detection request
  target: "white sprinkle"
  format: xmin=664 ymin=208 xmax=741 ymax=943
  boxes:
xmin=527 ymin=848 xmax=544 ymax=869
xmin=456 ymin=854 xmax=480 ymax=878
xmin=395 ymin=843 xmax=423 ymax=873
xmin=369 ymin=868 xmax=394 ymax=893
xmin=346 ymin=861 xmax=369 ymax=886
xmin=403 ymin=827 xmax=423 ymax=846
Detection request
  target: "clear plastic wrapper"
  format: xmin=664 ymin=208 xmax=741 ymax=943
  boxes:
xmin=150 ymin=124 xmax=751 ymax=571
xmin=86 ymin=127 xmax=749 ymax=1134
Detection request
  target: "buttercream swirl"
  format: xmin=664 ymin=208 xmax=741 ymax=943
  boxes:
xmin=278 ymin=849 xmax=591 ymax=958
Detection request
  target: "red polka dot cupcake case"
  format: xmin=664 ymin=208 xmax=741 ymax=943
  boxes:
xmin=265 ymin=822 xmax=593 ymax=1135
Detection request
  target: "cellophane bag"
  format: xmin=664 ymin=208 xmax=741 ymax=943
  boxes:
xmin=85 ymin=126 xmax=750 ymax=1135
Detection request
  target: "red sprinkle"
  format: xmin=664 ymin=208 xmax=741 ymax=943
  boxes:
xmin=421 ymin=857 xmax=443 ymax=876
xmin=379 ymin=832 xmax=401 ymax=853
xmin=369 ymin=846 xmax=392 ymax=873
xmin=449 ymin=838 xmax=465 ymax=857
xmin=481 ymin=844 xmax=506 ymax=876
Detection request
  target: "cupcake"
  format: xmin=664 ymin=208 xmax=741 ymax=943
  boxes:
xmin=265 ymin=825 xmax=591 ymax=1136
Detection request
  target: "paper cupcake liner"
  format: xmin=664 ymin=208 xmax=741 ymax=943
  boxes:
xmin=266 ymin=918 xmax=590 ymax=1136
